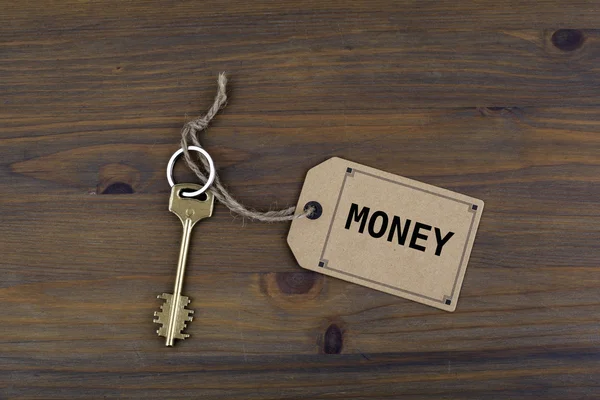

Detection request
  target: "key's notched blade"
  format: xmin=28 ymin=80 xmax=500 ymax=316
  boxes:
xmin=154 ymin=293 xmax=195 ymax=342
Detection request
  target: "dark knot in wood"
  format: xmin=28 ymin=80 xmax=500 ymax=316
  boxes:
xmin=552 ymin=29 xmax=584 ymax=51
xmin=276 ymin=271 xmax=318 ymax=295
xmin=101 ymin=182 xmax=134 ymax=194
xmin=323 ymin=324 xmax=343 ymax=354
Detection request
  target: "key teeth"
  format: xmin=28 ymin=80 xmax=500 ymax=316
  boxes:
xmin=153 ymin=293 xmax=195 ymax=342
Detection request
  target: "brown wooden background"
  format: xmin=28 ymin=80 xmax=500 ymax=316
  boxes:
xmin=1 ymin=1 xmax=600 ymax=398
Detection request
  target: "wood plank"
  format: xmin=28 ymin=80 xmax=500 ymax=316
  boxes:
xmin=3 ymin=349 xmax=599 ymax=399
xmin=2 ymin=0 xmax=600 ymax=32
xmin=0 ymin=24 xmax=599 ymax=108
xmin=2 ymin=107 xmax=600 ymax=195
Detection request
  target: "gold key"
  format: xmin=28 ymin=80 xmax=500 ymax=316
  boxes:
xmin=154 ymin=183 xmax=214 ymax=346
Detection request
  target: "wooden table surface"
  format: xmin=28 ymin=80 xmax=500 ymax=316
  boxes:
xmin=2 ymin=1 xmax=600 ymax=398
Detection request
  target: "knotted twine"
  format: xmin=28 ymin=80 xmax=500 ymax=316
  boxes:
xmin=180 ymin=73 xmax=309 ymax=222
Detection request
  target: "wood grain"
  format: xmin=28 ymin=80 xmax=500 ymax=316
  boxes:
xmin=1 ymin=1 xmax=600 ymax=399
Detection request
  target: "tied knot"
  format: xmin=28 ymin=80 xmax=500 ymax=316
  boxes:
xmin=178 ymin=73 xmax=309 ymax=222
xmin=185 ymin=119 xmax=210 ymax=133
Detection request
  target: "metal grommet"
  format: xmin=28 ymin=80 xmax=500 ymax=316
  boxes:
xmin=166 ymin=146 xmax=215 ymax=197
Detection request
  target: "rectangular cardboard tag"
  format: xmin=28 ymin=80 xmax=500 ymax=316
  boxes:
xmin=287 ymin=157 xmax=484 ymax=311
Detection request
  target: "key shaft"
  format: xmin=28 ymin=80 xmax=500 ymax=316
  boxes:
xmin=164 ymin=217 xmax=194 ymax=346
xmin=173 ymin=217 xmax=193 ymax=296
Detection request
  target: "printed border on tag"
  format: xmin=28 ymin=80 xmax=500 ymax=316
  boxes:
xmin=317 ymin=166 xmax=480 ymax=307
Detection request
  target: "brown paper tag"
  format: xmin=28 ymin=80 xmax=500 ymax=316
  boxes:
xmin=287 ymin=157 xmax=484 ymax=311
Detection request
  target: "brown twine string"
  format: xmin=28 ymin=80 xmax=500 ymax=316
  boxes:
xmin=180 ymin=73 xmax=309 ymax=222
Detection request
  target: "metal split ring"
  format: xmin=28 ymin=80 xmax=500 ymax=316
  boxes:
xmin=166 ymin=146 xmax=215 ymax=197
